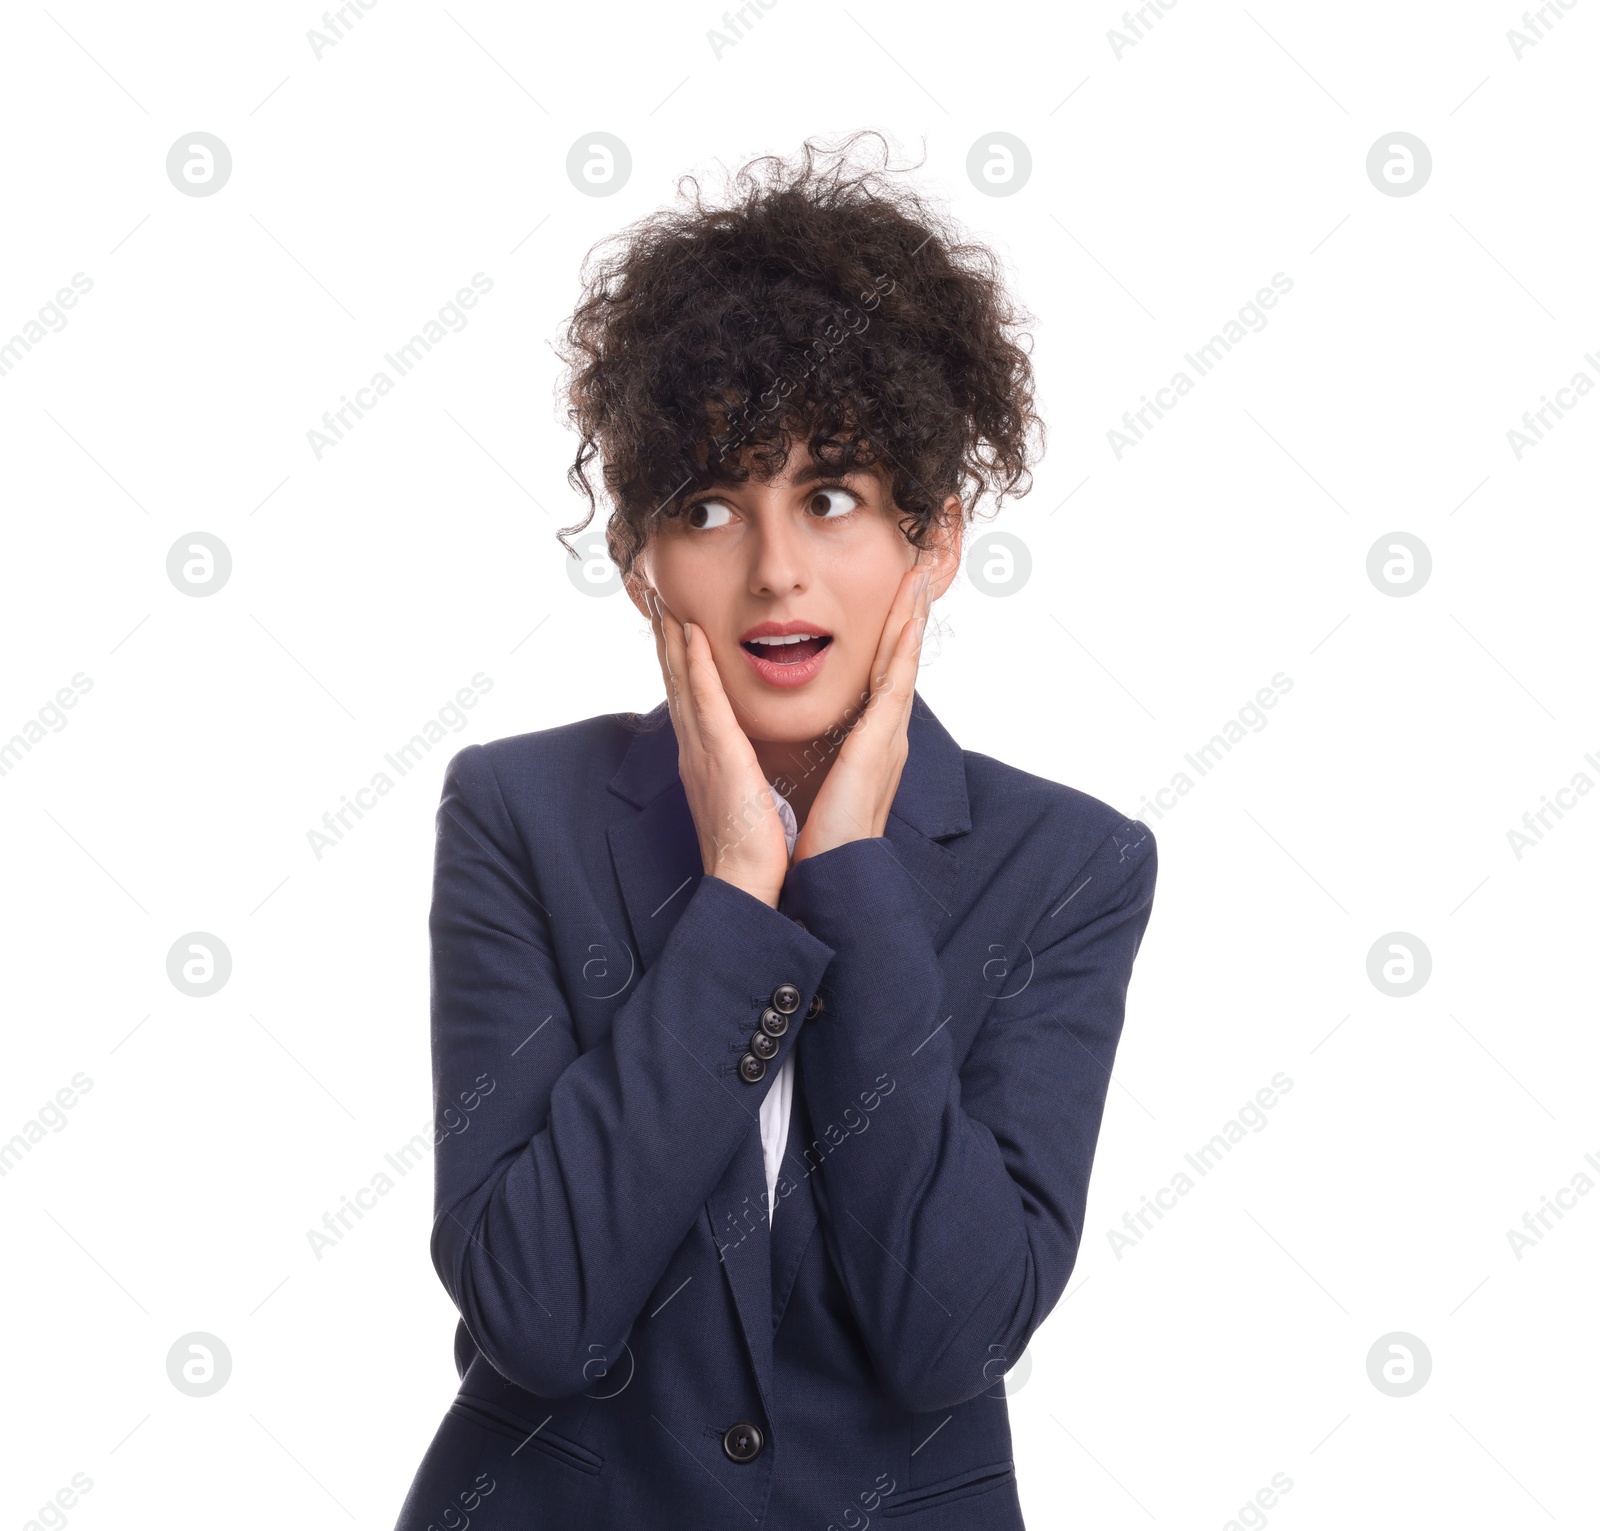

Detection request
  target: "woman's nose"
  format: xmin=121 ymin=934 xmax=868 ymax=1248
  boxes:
xmin=747 ymin=514 xmax=807 ymax=597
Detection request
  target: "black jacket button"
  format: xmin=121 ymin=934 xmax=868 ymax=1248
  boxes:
xmin=737 ymin=1053 xmax=767 ymax=1084
xmin=722 ymin=1420 xmax=764 ymax=1462
xmin=749 ymin=1030 xmax=779 ymax=1061
xmin=758 ymin=1006 xmax=789 ymax=1038
xmin=806 ymin=992 xmax=823 ymax=1020
xmin=770 ymin=983 xmax=801 ymax=1015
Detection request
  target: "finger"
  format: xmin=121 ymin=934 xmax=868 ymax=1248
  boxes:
xmin=872 ymin=566 xmax=921 ymax=683
xmin=682 ymin=621 xmax=744 ymax=751
xmin=645 ymin=586 xmax=670 ymax=690
xmin=879 ymin=570 xmax=929 ymax=729
xmin=899 ymin=566 xmax=931 ymax=666
xmin=645 ymin=588 xmax=677 ymax=720
xmin=650 ymin=588 xmax=704 ymax=755
xmin=663 ymin=600 xmax=707 ymax=757
xmin=682 ymin=622 xmax=782 ymax=857
xmin=855 ymin=567 xmax=924 ymax=742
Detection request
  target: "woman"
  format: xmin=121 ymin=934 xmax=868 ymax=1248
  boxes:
xmin=393 ymin=137 xmax=1157 ymax=1530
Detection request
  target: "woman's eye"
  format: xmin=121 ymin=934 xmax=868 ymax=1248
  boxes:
xmin=685 ymin=498 xmax=734 ymax=530
xmin=806 ymin=487 xmax=859 ymax=519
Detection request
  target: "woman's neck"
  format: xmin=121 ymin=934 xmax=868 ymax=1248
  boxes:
xmin=750 ymin=736 xmax=836 ymax=829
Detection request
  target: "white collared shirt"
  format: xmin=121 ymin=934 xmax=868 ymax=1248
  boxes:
xmin=760 ymin=786 xmax=798 ymax=1226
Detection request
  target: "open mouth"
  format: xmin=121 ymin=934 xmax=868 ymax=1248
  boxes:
xmin=737 ymin=623 xmax=835 ymax=687
xmin=738 ymin=633 xmax=833 ymax=664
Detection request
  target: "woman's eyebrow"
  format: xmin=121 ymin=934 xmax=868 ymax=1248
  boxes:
xmin=690 ymin=460 xmax=874 ymax=493
xmin=791 ymin=462 xmax=851 ymax=484
xmin=777 ymin=463 xmax=877 ymax=486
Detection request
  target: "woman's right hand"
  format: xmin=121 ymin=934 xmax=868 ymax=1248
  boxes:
xmin=644 ymin=587 xmax=791 ymax=909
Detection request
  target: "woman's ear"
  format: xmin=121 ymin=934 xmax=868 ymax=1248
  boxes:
xmin=924 ymin=495 xmax=965 ymax=600
xmin=623 ymin=566 xmax=654 ymax=621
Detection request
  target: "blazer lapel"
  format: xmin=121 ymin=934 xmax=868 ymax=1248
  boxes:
xmin=605 ymin=708 xmax=704 ymax=971
xmin=882 ymin=690 xmax=969 ymax=945
xmin=789 ymin=690 xmax=969 ymax=948
xmin=771 ymin=1054 xmax=820 ymax=1331
xmin=704 ymin=1124 xmax=778 ymax=1412
xmin=606 ymin=787 xmax=704 ymax=971
xmin=876 ymin=816 xmax=960 ymax=945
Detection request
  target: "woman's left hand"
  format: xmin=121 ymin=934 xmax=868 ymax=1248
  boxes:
xmin=791 ymin=565 xmax=931 ymax=865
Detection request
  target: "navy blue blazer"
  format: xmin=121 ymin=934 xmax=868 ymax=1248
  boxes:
xmin=392 ymin=692 xmax=1157 ymax=1530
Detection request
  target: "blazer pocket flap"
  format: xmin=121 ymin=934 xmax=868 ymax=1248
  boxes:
xmin=447 ymin=1396 xmax=604 ymax=1475
xmin=881 ymin=1461 xmax=1015 ymax=1517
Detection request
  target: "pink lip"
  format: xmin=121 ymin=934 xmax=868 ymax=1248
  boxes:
xmin=738 ymin=619 xmax=833 ymax=642
xmin=737 ymin=619 xmax=834 ymax=689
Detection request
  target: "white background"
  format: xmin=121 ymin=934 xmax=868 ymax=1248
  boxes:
xmin=2 ymin=1 xmax=1596 ymax=1526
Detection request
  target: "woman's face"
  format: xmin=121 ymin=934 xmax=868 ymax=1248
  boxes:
xmin=627 ymin=442 xmax=962 ymax=746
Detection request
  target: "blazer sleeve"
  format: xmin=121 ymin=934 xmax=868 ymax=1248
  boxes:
xmin=781 ymin=816 xmax=1156 ymax=1413
xmin=428 ymin=742 xmax=835 ymax=1399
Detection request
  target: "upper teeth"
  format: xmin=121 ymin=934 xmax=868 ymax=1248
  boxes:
xmin=749 ymin=633 xmax=821 ymax=646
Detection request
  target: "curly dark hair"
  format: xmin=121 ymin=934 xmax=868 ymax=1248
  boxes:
xmin=555 ymin=132 xmax=1042 ymax=579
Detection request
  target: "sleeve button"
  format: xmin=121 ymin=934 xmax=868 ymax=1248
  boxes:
xmin=749 ymin=1030 xmax=779 ymax=1060
xmin=737 ymin=1053 xmax=767 ymax=1084
xmin=758 ymin=1007 xmax=789 ymax=1038
xmin=770 ymin=983 xmax=801 ymax=1015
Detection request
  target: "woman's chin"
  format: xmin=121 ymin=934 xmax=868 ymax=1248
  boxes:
xmin=732 ymin=679 xmax=870 ymax=749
